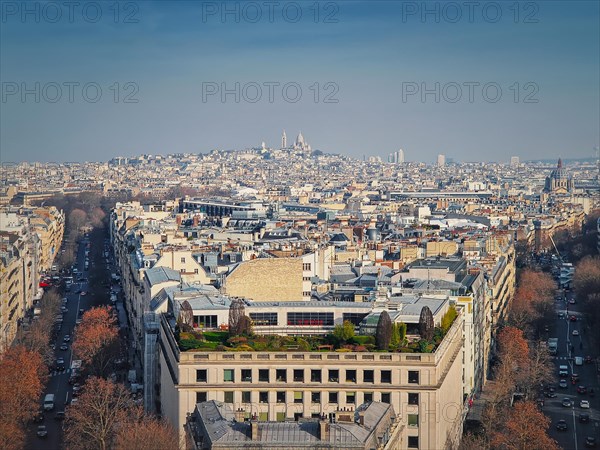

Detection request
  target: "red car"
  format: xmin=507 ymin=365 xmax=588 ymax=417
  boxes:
xmin=570 ymin=315 xmax=577 ymax=322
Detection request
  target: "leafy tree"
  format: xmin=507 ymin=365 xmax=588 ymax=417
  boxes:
xmin=490 ymin=401 xmax=559 ymax=450
xmin=441 ymin=305 xmax=458 ymax=332
xmin=64 ymin=377 xmax=134 ymax=450
xmin=390 ymin=323 xmax=400 ymax=348
xmin=72 ymin=306 xmax=119 ymax=377
xmin=333 ymin=320 xmax=355 ymax=344
xmin=375 ymin=311 xmax=392 ymax=350
xmin=419 ymin=306 xmax=434 ymax=341
xmin=0 ymin=346 xmax=47 ymax=450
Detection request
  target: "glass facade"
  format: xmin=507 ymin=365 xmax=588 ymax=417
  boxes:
xmin=249 ymin=312 xmax=278 ymax=326
xmin=287 ymin=312 xmax=334 ymax=326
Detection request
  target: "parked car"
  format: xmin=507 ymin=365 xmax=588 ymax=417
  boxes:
xmin=32 ymin=411 xmax=44 ymax=423
xmin=570 ymin=315 xmax=577 ymax=321
xmin=54 ymin=411 xmax=65 ymax=421
xmin=63 ymin=335 xmax=71 ymax=342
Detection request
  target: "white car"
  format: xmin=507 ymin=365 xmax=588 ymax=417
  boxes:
xmin=580 ymin=400 xmax=590 ymax=409
xmin=572 ymin=330 xmax=580 ymax=336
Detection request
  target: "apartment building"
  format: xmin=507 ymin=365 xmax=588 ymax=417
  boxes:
xmin=0 ymin=207 xmax=61 ymax=351
xmin=157 ymin=305 xmax=465 ymax=450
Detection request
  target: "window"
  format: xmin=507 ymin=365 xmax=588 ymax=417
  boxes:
xmin=311 ymin=369 xmax=322 ymax=383
xmin=259 ymin=392 xmax=269 ymax=403
xmin=381 ymin=392 xmax=391 ymax=404
xmin=408 ymin=436 xmax=419 ymax=448
xmin=276 ymin=412 xmax=285 ymax=422
xmin=249 ymin=312 xmax=278 ymax=326
xmin=328 ymin=369 xmax=339 ymax=382
xmin=259 ymin=412 xmax=268 ymax=421
xmin=276 ymin=391 xmax=286 ymax=403
xmin=287 ymin=312 xmax=333 ymax=326
xmin=196 ymin=392 xmax=207 ymax=403
xmin=293 ymin=369 xmax=304 ymax=382
xmin=329 ymin=392 xmax=338 ymax=403
xmin=194 ymin=268 xmax=199 ymax=274
xmin=181 ymin=257 xmax=186 ymax=263
xmin=345 ymin=369 xmax=356 ymax=383
xmin=303 ymin=263 xmax=311 ymax=271
xmin=242 ymin=391 xmax=251 ymax=403
xmin=363 ymin=370 xmax=374 ymax=383
xmin=194 ymin=315 xmax=217 ymax=328
xmin=241 ymin=369 xmax=252 ymax=382
xmin=342 ymin=312 xmax=369 ymax=326
xmin=408 ymin=371 xmax=420 ymax=384
xmin=303 ymin=276 xmax=312 ymax=281
xmin=276 ymin=369 xmax=287 ymax=382
xmin=408 ymin=393 xmax=419 ymax=406
xmin=408 ymin=414 xmax=419 ymax=427
xmin=302 ymin=291 xmax=312 ymax=297
xmin=259 ymin=369 xmax=269 ymax=382
xmin=346 ymin=392 xmax=356 ymax=404
xmin=364 ymin=392 xmax=373 ymax=403
xmin=196 ymin=369 xmax=207 ymax=383
xmin=381 ymin=370 xmax=392 ymax=384
xmin=311 ymin=392 xmax=321 ymax=403
xmin=294 ymin=391 xmax=303 ymax=404
xmin=223 ymin=369 xmax=234 ymax=383
xmin=224 ymin=391 xmax=234 ymax=403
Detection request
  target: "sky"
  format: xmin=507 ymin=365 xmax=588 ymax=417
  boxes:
xmin=1 ymin=0 xmax=599 ymax=163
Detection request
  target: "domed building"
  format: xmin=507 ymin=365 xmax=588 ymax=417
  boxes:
xmin=544 ymin=158 xmax=574 ymax=194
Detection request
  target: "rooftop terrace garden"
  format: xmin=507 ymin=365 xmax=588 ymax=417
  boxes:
xmin=175 ymin=304 xmax=458 ymax=354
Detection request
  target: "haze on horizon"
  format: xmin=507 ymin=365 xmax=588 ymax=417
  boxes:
xmin=1 ymin=0 xmax=599 ymax=163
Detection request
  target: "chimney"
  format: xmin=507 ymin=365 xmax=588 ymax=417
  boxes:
xmin=319 ymin=419 xmax=330 ymax=441
xmin=234 ymin=408 xmax=245 ymax=422
xmin=250 ymin=419 xmax=259 ymax=441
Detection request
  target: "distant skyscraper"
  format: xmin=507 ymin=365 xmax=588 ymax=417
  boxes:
xmin=510 ymin=156 xmax=520 ymax=167
xmin=398 ymin=149 xmax=405 ymax=163
xmin=281 ymin=130 xmax=287 ymax=149
xmin=437 ymin=154 xmax=446 ymax=167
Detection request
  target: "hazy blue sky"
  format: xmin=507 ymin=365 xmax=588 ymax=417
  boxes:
xmin=1 ymin=0 xmax=599 ymax=163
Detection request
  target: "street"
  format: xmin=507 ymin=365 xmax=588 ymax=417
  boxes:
xmin=546 ymin=291 xmax=600 ymax=450
xmin=25 ymin=239 xmax=90 ymax=450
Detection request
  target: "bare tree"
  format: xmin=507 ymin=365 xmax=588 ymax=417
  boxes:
xmin=114 ymin=407 xmax=181 ymax=450
xmin=64 ymin=378 xmax=134 ymax=450
xmin=179 ymin=300 xmax=194 ymax=329
xmin=228 ymin=298 xmax=245 ymax=337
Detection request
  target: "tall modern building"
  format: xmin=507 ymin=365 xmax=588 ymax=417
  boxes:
xmin=398 ymin=149 xmax=405 ymax=164
xmin=437 ymin=154 xmax=446 ymax=167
